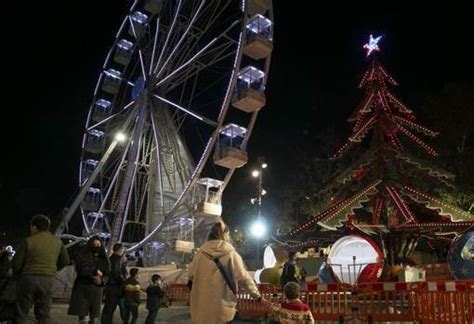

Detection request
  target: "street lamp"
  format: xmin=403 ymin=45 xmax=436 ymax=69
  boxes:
xmin=251 ymin=161 xmax=267 ymax=216
xmin=250 ymin=160 xmax=268 ymax=268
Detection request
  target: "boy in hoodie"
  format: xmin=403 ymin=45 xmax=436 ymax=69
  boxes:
xmin=123 ymin=268 xmax=141 ymax=324
xmin=145 ymin=274 xmax=165 ymax=324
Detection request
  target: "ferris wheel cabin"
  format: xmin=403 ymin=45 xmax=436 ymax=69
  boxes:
xmin=85 ymin=212 xmax=104 ymax=234
xmin=213 ymin=123 xmax=248 ymax=169
xmin=128 ymin=11 xmax=148 ymax=38
xmin=194 ymin=177 xmax=224 ymax=219
xmin=81 ymin=159 xmax=99 ymax=182
xmin=232 ymin=66 xmax=266 ymax=113
xmin=92 ymin=99 xmax=112 ymax=123
xmin=102 ymin=69 xmax=122 ymax=94
xmin=243 ymin=14 xmax=273 ymax=60
xmin=84 ymin=129 xmax=105 ymax=154
xmin=82 ymin=187 xmax=101 ymax=211
xmin=114 ymin=39 xmax=134 ymax=66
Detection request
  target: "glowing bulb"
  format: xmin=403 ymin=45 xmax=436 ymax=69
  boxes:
xmin=250 ymin=220 xmax=266 ymax=238
xmin=115 ymin=132 xmax=127 ymax=142
xmin=261 ymin=163 xmax=268 ymax=169
xmin=252 ymin=170 xmax=260 ymax=178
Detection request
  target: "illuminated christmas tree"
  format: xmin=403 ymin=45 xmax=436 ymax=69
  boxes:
xmin=289 ymin=35 xmax=473 ymax=265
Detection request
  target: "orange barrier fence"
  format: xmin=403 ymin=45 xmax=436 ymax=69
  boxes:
xmin=237 ymin=291 xmax=279 ymax=320
xmin=167 ymin=283 xmax=190 ymax=305
xmin=167 ymin=281 xmax=474 ymax=323
xmin=304 ymin=284 xmax=352 ymax=321
xmin=355 ymin=282 xmax=418 ymax=322
xmin=411 ymin=281 xmax=474 ymax=324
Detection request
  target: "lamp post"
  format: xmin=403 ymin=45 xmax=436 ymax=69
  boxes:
xmin=250 ymin=161 xmax=268 ymax=268
xmin=251 ymin=162 xmax=267 ymax=217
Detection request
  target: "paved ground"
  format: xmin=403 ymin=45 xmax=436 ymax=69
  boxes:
xmin=7 ymin=303 xmax=415 ymax=323
xmin=47 ymin=303 xmax=191 ymax=323
xmin=33 ymin=303 xmax=263 ymax=323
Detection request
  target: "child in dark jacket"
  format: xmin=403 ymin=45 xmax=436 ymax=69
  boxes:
xmin=123 ymin=268 xmax=141 ymax=324
xmin=145 ymin=274 xmax=165 ymax=324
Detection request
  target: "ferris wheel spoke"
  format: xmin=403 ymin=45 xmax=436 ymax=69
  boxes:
xmin=128 ymin=0 xmax=139 ymax=13
xmin=127 ymin=16 xmax=147 ymax=82
xmin=163 ymin=42 xmax=235 ymax=94
xmin=155 ymin=20 xmax=239 ymax=90
xmin=149 ymin=17 xmax=161 ymax=76
xmin=86 ymin=100 xmax=135 ymax=132
xmin=152 ymin=0 xmax=183 ymax=77
xmin=153 ymin=0 xmax=206 ymax=82
xmin=153 ymin=94 xmax=217 ymax=127
xmin=154 ymin=35 xmax=219 ymax=88
xmin=172 ymin=1 xmax=235 ymax=71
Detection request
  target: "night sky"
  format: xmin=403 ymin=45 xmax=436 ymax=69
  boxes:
xmin=1 ymin=2 xmax=473 ymax=239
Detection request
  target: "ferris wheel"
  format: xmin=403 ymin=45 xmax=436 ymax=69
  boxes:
xmin=56 ymin=0 xmax=274 ymax=264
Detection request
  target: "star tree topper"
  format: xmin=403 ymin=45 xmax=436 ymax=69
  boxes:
xmin=363 ymin=34 xmax=382 ymax=57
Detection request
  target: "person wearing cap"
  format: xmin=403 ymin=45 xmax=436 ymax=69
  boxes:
xmin=12 ymin=214 xmax=70 ymax=324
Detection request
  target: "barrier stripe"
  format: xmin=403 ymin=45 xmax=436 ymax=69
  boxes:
xmin=166 ymin=280 xmax=474 ymax=322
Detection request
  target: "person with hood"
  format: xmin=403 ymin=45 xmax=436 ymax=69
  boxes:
xmin=68 ymin=237 xmax=110 ymax=324
xmin=188 ymin=221 xmax=263 ymax=324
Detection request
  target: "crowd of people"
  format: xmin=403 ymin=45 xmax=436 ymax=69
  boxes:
xmin=0 ymin=215 xmax=313 ymax=323
xmin=0 ymin=214 xmax=165 ymax=323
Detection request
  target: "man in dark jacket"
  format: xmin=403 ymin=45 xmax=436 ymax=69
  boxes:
xmin=12 ymin=214 xmax=70 ymax=324
xmin=145 ymin=274 xmax=165 ymax=324
xmin=101 ymin=243 xmax=127 ymax=324
xmin=280 ymin=251 xmax=301 ymax=288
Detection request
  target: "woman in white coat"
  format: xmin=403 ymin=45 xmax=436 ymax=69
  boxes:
xmin=188 ymin=221 xmax=263 ymax=323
